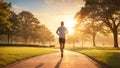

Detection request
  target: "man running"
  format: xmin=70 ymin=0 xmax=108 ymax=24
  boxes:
xmin=56 ymin=21 xmax=68 ymax=57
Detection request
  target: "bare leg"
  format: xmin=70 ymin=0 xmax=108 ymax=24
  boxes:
xmin=63 ymin=43 xmax=65 ymax=49
xmin=60 ymin=43 xmax=63 ymax=54
xmin=60 ymin=43 xmax=63 ymax=57
xmin=60 ymin=44 xmax=64 ymax=54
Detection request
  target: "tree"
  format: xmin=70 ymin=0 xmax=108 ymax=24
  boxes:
xmin=30 ymin=26 xmax=40 ymax=44
xmin=29 ymin=19 xmax=40 ymax=44
xmin=18 ymin=11 xmax=39 ymax=44
xmin=0 ymin=0 xmax=11 ymax=43
xmin=7 ymin=11 xmax=21 ymax=44
xmin=75 ymin=0 xmax=120 ymax=48
xmin=79 ymin=18 xmax=104 ymax=46
xmin=38 ymin=25 xmax=55 ymax=45
xmin=73 ymin=23 xmax=90 ymax=47
xmin=67 ymin=32 xmax=80 ymax=47
xmin=0 ymin=0 xmax=11 ymax=31
xmin=74 ymin=12 xmax=105 ymax=47
xmin=46 ymin=31 xmax=55 ymax=45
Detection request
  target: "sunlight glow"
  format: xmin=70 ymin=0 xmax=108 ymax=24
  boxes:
xmin=59 ymin=16 xmax=77 ymax=35
xmin=64 ymin=18 xmax=76 ymax=35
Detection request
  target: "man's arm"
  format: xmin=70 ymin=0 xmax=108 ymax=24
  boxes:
xmin=65 ymin=28 xmax=68 ymax=34
xmin=56 ymin=28 xmax=59 ymax=35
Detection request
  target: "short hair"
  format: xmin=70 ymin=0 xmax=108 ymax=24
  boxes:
xmin=61 ymin=21 xmax=64 ymax=23
xmin=61 ymin=21 xmax=64 ymax=25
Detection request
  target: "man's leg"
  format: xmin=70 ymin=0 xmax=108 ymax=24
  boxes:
xmin=63 ymin=43 xmax=65 ymax=49
xmin=59 ymin=38 xmax=63 ymax=55
xmin=62 ymin=38 xmax=65 ymax=53
xmin=59 ymin=38 xmax=65 ymax=57
xmin=61 ymin=43 xmax=64 ymax=54
xmin=60 ymin=43 xmax=63 ymax=53
xmin=60 ymin=43 xmax=63 ymax=57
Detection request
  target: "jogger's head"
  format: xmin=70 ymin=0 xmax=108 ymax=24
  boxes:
xmin=61 ymin=21 xmax=64 ymax=26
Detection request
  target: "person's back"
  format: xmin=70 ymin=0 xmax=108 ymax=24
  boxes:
xmin=57 ymin=26 xmax=67 ymax=38
xmin=56 ymin=21 xmax=68 ymax=57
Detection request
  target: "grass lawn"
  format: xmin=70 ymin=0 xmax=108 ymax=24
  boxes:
xmin=66 ymin=47 xmax=120 ymax=68
xmin=0 ymin=46 xmax=57 ymax=67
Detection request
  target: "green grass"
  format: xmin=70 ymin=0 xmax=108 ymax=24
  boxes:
xmin=66 ymin=47 xmax=120 ymax=68
xmin=0 ymin=47 xmax=57 ymax=67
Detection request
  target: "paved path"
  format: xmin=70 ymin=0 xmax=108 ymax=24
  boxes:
xmin=4 ymin=50 xmax=106 ymax=68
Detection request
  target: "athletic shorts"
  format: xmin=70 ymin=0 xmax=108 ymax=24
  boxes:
xmin=59 ymin=38 xmax=65 ymax=44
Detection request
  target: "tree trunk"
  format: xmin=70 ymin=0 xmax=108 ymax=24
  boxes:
xmin=81 ymin=40 xmax=84 ymax=47
xmin=7 ymin=34 xmax=9 ymax=44
xmin=92 ymin=21 xmax=96 ymax=47
xmin=39 ymin=39 xmax=42 ymax=45
xmin=39 ymin=41 xmax=40 ymax=45
xmin=49 ymin=41 xmax=51 ymax=45
xmin=33 ymin=38 xmax=36 ymax=44
xmin=93 ymin=34 xmax=96 ymax=47
xmin=10 ymin=35 xmax=13 ymax=44
xmin=113 ymin=28 xmax=119 ymax=48
xmin=24 ymin=37 xmax=27 ymax=44
xmin=73 ymin=41 xmax=75 ymax=47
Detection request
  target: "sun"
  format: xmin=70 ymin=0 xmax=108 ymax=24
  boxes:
xmin=59 ymin=16 xmax=77 ymax=35
xmin=64 ymin=18 xmax=76 ymax=35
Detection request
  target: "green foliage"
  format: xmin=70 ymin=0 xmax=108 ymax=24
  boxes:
xmin=18 ymin=11 xmax=39 ymax=43
xmin=9 ymin=11 xmax=21 ymax=35
xmin=37 ymin=25 xmax=55 ymax=45
xmin=0 ymin=0 xmax=11 ymax=33
xmin=0 ymin=10 xmax=55 ymax=44
xmin=0 ymin=1 xmax=55 ymax=44
xmin=0 ymin=47 xmax=57 ymax=67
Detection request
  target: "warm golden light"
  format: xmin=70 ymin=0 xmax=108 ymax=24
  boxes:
xmin=64 ymin=18 xmax=76 ymax=35
xmin=59 ymin=16 xmax=77 ymax=35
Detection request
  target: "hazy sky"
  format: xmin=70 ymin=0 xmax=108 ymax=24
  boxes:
xmin=5 ymin=0 xmax=85 ymax=36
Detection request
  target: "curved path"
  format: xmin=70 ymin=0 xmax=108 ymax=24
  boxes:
xmin=4 ymin=50 xmax=106 ymax=68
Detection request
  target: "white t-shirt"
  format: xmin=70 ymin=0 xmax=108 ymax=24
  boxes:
xmin=57 ymin=26 xmax=68 ymax=38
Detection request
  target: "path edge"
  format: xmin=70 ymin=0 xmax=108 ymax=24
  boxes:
xmin=3 ymin=52 xmax=58 ymax=68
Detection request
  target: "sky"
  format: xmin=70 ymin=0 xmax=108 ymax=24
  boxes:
xmin=5 ymin=0 xmax=85 ymax=36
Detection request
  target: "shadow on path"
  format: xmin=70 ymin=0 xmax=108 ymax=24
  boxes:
xmin=55 ymin=58 xmax=63 ymax=68
xmin=3 ymin=50 xmax=107 ymax=68
xmin=35 ymin=63 xmax=44 ymax=68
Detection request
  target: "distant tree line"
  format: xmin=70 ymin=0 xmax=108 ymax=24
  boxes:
xmin=0 ymin=0 xmax=55 ymax=45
